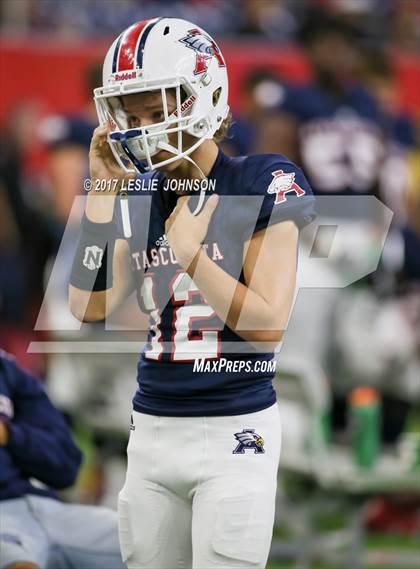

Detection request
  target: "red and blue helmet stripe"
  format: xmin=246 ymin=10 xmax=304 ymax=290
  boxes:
xmin=112 ymin=18 xmax=161 ymax=74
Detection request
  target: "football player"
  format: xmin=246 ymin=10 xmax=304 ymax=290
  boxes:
xmin=69 ymin=17 xmax=315 ymax=569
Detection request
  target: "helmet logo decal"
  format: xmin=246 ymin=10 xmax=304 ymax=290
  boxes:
xmin=179 ymin=28 xmax=226 ymax=75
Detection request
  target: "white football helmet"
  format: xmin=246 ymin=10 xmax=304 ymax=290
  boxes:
xmin=94 ymin=17 xmax=229 ymax=174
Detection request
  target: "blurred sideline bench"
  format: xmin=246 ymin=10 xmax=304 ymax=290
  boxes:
xmin=272 ymin=356 xmax=419 ymax=569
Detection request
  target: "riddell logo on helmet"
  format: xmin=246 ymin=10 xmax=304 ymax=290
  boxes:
xmin=113 ymin=71 xmax=137 ymax=81
xmin=173 ymin=95 xmax=197 ymax=117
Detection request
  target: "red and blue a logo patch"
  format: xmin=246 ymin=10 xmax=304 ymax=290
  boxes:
xmin=267 ymin=169 xmax=306 ymax=205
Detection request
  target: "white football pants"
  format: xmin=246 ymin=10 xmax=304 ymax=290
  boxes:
xmin=118 ymin=403 xmax=281 ymax=569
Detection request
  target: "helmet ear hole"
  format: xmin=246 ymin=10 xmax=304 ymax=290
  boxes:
xmin=212 ymin=87 xmax=221 ymax=107
xmin=163 ymin=26 xmax=170 ymax=35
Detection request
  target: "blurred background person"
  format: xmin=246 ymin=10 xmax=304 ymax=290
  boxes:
xmin=35 ymin=64 xmax=103 ymax=329
xmin=0 ymin=101 xmax=59 ymax=376
xmin=244 ymin=12 xmax=385 ymax=198
xmin=235 ymin=0 xmax=297 ymax=41
xmin=362 ymin=47 xmax=417 ymax=224
xmin=223 ymin=69 xmax=299 ymax=158
xmin=38 ymin=63 xmax=102 ymax=227
xmin=0 ymin=350 xmax=125 ymax=569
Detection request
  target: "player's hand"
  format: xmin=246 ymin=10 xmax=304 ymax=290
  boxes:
xmin=0 ymin=420 xmax=9 ymax=446
xmin=89 ymin=123 xmax=131 ymax=188
xmin=165 ymin=194 xmax=219 ymax=268
xmin=86 ymin=123 xmax=135 ymax=222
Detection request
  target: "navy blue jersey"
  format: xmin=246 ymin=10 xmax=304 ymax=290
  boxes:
xmin=115 ymin=150 xmax=315 ymax=417
xmin=0 ymin=351 xmax=82 ymax=501
xmin=272 ymin=81 xmax=384 ymax=196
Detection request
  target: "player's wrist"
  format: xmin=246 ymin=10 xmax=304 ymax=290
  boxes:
xmin=176 ymin=243 xmax=206 ymax=271
xmin=70 ymin=214 xmax=117 ymax=291
xmin=86 ymin=193 xmax=117 ymax=223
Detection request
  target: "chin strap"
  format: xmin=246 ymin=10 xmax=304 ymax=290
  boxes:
xmin=120 ymin=193 xmax=132 ymax=239
xmin=157 ymin=141 xmax=207 ymax=216
xmin=119 ymin=138 xmax=209 ymax=238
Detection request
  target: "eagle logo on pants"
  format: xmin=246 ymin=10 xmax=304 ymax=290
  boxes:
xmin=232 ymin=429 xmax=265 ymax=454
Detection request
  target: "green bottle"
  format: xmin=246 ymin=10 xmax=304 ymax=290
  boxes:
xmin=349 ymin=387 xmax=381 ymax=470
xmin=400 ymin=410 xmax=420 ymax=472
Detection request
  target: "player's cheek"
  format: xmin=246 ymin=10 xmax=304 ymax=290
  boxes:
xmin=167 ymin=129 xmax=178 ymax=147
xmin=180 ymin=131 xmax=195 ymax=151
